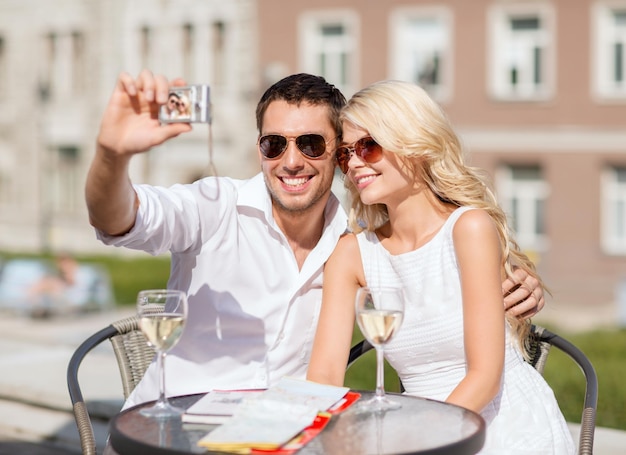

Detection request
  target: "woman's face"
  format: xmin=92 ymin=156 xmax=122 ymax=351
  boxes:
xmin=341 ymin=122 xmax=415 ymax=206
xmin=178 ymin=97 xmax=189 ymax=115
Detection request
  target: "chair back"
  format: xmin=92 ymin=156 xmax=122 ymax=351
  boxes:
xmin=110 ymin=316 xmax=156 ymax=399
xmin=347 ymin=339 xmax=374 ymax=370
xmin=67 ymin=315 xmax=155 ymax=455
xmin=528 ymin=325 xmax=598 ymax=455
xmin=526 ymin=325 xmax=552 ymax=374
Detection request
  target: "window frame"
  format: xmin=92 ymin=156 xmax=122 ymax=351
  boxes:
xmin=49 ymin=145 xmax=81 ymax=214
xmin=0 ymin=35 xmax=6 ymax=100
xmin=496 ymin=164 xmax=550 ymax=252
xmin=70 ymin=30 xmax=85 ymax=95
xmin=601 ymin=166 xmax=626 ymax=254
xmin=487 ymin=3 xmax=556 ymax=102
xmin=592 ymin=2 xmax=626 ymax=101
xmin=388 ymin=6 xmax=454 ymax=103
xmin=298 ymin=9 xmax=360 ymax=98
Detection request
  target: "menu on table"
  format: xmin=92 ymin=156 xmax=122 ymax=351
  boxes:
xmin=183 ymin=389 xmax=265 ymax=425
xmin=195 ymin=377 xmax=360 ymax=453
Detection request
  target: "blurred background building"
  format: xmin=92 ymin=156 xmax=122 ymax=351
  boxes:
xmin=1 ymin=0 xmax=625 ymax=310
xmin=0 ymin=0 xmax=259 ymax=254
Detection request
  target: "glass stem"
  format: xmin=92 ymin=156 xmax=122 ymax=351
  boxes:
xmin=375 ymin=346 xmax=385 ymax=400
xmin=157 ymin=350 xmax=167 ymax=406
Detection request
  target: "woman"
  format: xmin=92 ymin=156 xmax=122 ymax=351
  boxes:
xmin=307 ymin=80 xmax=574 ymax=453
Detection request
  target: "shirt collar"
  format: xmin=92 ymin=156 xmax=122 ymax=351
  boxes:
xmin=237 ymin=172 xmax=348 ymax=236
xmin=236 ymin=172 xmax=272 ymax=213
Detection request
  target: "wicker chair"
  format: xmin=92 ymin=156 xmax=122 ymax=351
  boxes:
xmin=67 ymin=315 xmax=155 ymax=455
xmin=526 ymin=325 xmax=598 ymax=455
xmin=347 ymin=324 xmax=598 ymax=455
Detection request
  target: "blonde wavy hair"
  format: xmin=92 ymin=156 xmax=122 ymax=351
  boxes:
xmin=341 ymin=80 xmax=540 ymax=354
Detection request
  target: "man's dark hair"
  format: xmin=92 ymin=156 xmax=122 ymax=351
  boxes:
xmin=256 ymin=73 xmax=346 ymax=140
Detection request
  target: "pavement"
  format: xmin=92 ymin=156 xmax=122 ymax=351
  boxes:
xmin=0 ymin=303 xmax=624 ymax=454
xmin=0 ymin=307 xmax=133 ymax=454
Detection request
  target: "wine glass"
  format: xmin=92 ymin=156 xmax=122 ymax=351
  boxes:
xmin=354 ymin=286 xmax=405 ymax=411
xmin=137 ymin=289 xmax=188 ymax=418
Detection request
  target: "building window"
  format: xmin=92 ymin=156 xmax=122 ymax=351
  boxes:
xmin=0 ymin=36 xmax=6 ymax=100
xmin=0 ymin=142 xmax=14 ymax=206
xmin=182 ymin=23 xmax=194 ymax=82
xmin=38 ymin=32 xmax=57 ymax=101
xmin=593 ymin=3 xmax=626 ymax=100
xmin=38 ymin=31 xmax=85 ymax=101
xmin=602 ymin=166 xmax=626 ymax=253
xmin=497 ymin=164 xmax=549 ymax=251
xmin=299 ymin=10 xmax=359 ymax=97
xmin=0 ymin=172 xmax=8 ymax=206
xmin=488 ymin=4 xmax=555 ymax=101
xmin=51 ymin=145 xmax=80 ymax=213
xmin=139 ymin=26 xmax=152 ymax=71
xmin=389 ymin=7 xmax=453 ymax=102
xmin=211 ymin=21 xmax=226 ymax=87
xmin=71 ymin=31 xmax=85 ymax=95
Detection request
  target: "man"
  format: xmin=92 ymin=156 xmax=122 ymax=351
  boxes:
xmin=86 ymin=70 xmax=543 ymax=408
xmin=164 ymin=91 xmax=181 ymax=119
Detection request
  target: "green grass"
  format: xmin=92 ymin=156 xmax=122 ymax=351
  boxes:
xmin=3 ymin=252 xmax=623 ymax=430
xmin=541 ymin=328 xmax=626 ymax=430
xmin=80 ymin=254 xmax=171 ymax=305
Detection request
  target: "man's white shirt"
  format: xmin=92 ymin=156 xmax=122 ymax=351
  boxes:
xmin=97 ymin=173 xmax=348 ymax=408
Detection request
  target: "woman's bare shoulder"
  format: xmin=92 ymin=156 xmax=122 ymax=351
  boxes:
xmin=331 ymin=232 xmax=360 ymax=259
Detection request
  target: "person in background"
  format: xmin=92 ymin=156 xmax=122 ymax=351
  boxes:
xmin=85 ymin=71 xmax=545 ymax=411
xmin=306 ymin=80 xmax=574 ymax=453
xmin=27 ymin=254 xmax=79 ymax=317
xmin=27 ymin=254 xmax=112 ymax=317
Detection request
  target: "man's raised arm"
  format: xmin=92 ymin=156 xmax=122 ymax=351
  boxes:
xmin=85 ymin=70 xmax=191 ymax=236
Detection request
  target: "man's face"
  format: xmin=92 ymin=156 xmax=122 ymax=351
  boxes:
xmin=167 ymin=95 xmax=180 ymax=112
xmin=259 ymin=100 xmax=337 ymax=216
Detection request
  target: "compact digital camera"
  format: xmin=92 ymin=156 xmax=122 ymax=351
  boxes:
xmin=159 ymin=85 xmax=211 ymax=124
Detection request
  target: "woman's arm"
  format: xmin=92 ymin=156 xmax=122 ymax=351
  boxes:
xmin=307 ymin=234 xmax=364 ymax=386
xmin=446 ymin=209 xmax=506 ymax=413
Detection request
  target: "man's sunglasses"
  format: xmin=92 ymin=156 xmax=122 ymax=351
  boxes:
xmin=335 ymin=136 xmax=383 ymax=174
xmin=258 ymin=134 xmax=335 ymax=160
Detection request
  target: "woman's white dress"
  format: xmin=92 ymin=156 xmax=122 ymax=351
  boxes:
xmin=356 ymin=207 xmax=575 ymax=454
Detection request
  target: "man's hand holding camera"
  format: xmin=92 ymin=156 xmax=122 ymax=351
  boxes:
xmin=88 ymin=71 xmax=192 ymax=237
xmin=97 ymin=70 xmax=192 ymax=158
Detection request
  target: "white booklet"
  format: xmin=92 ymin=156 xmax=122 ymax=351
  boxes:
xmin=196 ymin=377 xmax=350 ymax=451
xmin=183 ymin=389 xmax=265 ymax=425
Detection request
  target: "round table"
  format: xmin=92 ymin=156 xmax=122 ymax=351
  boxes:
xmin=109 ymin=392 xmax=485 ymax=455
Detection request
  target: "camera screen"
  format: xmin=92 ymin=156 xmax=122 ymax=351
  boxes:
xmin=159 ymin=84 xmax=210 ymax=124
xmin=162 ymin=88 xmax=194 ymax=121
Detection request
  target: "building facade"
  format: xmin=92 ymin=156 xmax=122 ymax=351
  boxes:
xmin=2 ymin=0 xmax=626 ymax=309
xmin=257 ymin=0 xmax=626 ymax=310
xmin=0 ymin=0 xmax=259 ymax=254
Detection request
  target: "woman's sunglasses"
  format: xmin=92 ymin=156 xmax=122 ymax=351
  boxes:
xmin=335 ymin=136 xmax=383 ymax=174
xmin=258 ymin=134 xmax=335 ymax=160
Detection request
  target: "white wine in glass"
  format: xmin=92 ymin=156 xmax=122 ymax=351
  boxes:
xmin=355 ymin=286 xmax=405 ymax=411
xmin=137 ymin=289 xmax=188 ymax=418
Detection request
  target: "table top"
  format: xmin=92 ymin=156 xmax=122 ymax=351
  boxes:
xmin=109 ymin=392 xmax=485 ymax=455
